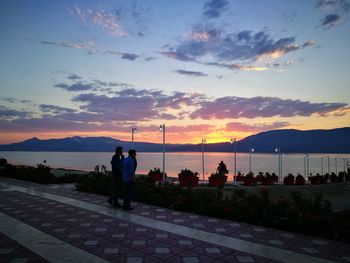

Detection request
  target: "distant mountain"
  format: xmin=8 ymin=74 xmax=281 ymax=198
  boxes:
xmin=0 ymin=128 xmax=349 ymax=153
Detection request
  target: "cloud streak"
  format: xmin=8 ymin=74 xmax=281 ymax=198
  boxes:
xmin=190 ymin=96 xmax=348 ymax=119
xmin=174 ymin=69 xmax=208 ymax=77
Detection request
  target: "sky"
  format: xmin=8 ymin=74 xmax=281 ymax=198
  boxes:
xmin=0 ymin=0 xmax=349 ymax=145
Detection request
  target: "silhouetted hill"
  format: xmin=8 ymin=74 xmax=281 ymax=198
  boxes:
xmin=0 ymin=128 xmax=349 ymax=153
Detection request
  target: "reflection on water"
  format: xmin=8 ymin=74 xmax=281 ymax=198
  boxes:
xmin=1 ymin=151 xmax=349 ymax=181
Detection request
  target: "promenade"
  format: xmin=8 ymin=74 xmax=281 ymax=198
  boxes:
xmin=0 ymin=177 xmax=349 ymax=263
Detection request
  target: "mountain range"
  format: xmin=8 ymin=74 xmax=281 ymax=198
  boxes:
xmin=0 ymin=127 xmax=349 ymax=153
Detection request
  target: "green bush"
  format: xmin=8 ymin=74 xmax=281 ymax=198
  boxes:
xmin=0 ymin=164 xmax=81 ymax=184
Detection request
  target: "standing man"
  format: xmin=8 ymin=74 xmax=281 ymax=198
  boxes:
xmin=122 ymin=149 xmax=137 ymax=211
xmin=108 ymin=146 xmax=124 ymax=208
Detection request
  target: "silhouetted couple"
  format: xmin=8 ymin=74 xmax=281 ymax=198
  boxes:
xmin=108 ymin=147 xmax=137 ymax=211
xmin=217 ymin=161 xmax=228 ymax=176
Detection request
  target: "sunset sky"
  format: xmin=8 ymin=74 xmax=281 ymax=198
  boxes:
xmin=0 ymin=0 xmax=349 ymax=145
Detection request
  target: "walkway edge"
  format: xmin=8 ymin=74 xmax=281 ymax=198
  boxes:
xmin=0 ymin=211 xmax=109 ymax=263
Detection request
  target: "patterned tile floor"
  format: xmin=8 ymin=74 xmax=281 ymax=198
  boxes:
xmin=0 ymin=177 xmax=349 ymax=263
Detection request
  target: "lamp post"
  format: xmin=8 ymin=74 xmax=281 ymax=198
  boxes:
xmin=230 ymin=138 xmax=237 ymax=182
xmin=159 ymin=124 xmax=166 ymax=181
xmin=335 ymin=158 xmax=338 ymax=175
xmin=325 ymin=155 xmax=330 ymax=175
xmin=201 ymin=138 xmax=206 ymax=181
xmin=304 ymin=153 xmax=309 ymax=179
xmin=131 ymin=127 xmax=137 ymax=149
xmin=275 ymin=148 xmax=283 ymax=182
xmin=249 ymin=148 xmax=254 ymax=174
xmin=321 ymin=157 xmax=325 ymax=176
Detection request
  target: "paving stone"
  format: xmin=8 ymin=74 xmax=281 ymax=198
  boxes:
xmin=68 ymin=234 xmax=82 ymax=239
xmin=179 ymin=240 xmax=193 ymax=246
xmin=269 ymin=240 xmax=284 ymax=245
xmin=172 ymin=212 xmax=181 ymax=215
xmin=312 ymin=240 xmax=328 ymax=245
xmin=155 ymin=247 xmax=170 ymax=253
xmin=119 ymin=223 xmax=129 ymax=227
xmin=126 ymin=257 xmax=143 ymax=263
xmin=41 ymin=223 xmax=53 ymax=227
xmin=229 ymin=223 xmax=240 ymax=227
xmin=53 ymin=228 xmax=66 ymax=232
xmin=302 ymin=247 xmax=319 ymax=253
xmin=136 ymin=228 xmax=147 ymax=232
xmin=141 ymin=212 xmax=150 ymax=215
xmin=133 ymin=240 xmax=146 ymax=245
xmin=0 ymin=248 xmax=14 ymax=254
xmin=236 ymin=256 xmax=255 ymax=262
xmin=157 ymin=215 xmax=166 ymax=219
xmin=205 ymin=247 xmax=220 ymax=253
xmin=112 ymin=234 xmax=126 ymax=238
xmin=193 ymin=223 xmax=203 ymax=228
xmin=240 ymin=234 xmax=253 ymax=238
xmin=281 ymin=233 xmax=295 ymax=238
xmin=142 ymin=205 xmax=151 ymax=209
xmin=67 ymin=218 xmax=77 ymax=222
xmin=104 ymin=248 xmax=120 ymax=254
xmin=95 ymin=228 xmax=107 ymax=232
xmin=182 ymin=257 xmax=199 ymax=263
xmin=189 ymin=215 xmax=198 ymax=219
xmin=253 ymin=228 xmax=265 ymax=232
xmin=103 ymin=219 xmax=113 ymax=223
xmin=215 ymin=228 xmax=226 ymax=232
xmin=89 ymin=215 xmax=99 ymax=218
xmin=84 ymin=240 xmax=99 ymax=246
xmin=208 ymin=219 xmax=218 ymax=223
xmin=174 ymin=219 xmax=184 ymax=223
xmin=156 ymin=234 xmax=168 ymax=238
xmin=156 ymin=208 xmax=165 ymax=212
xmin=80 ymin=223 xmax=92 ymax=227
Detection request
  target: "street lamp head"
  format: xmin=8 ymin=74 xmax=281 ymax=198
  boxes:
xmin=275 ymin=148 xmax=278 ymax=152
xmin=230 ymin=138 xmax=236 ymax=144
xmin=202 ymin=138 xmax=207 ymax=143
xmin=132 ymin=127 xmax=137 ymax=132
xmin=159 ymin=124 xmax=164 ymax=130
xmin=250 ymin=148 xmax=255 ymax=152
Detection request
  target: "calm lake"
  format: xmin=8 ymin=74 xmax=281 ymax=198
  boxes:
xmin=1 ymin=151 xmax=349 ymax=181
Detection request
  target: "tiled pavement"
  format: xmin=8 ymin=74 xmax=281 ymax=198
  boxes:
xmin=0 ymin=177 xmax=349 ymax=263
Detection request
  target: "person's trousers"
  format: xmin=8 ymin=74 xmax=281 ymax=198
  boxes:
xmin=123 ymin=181 xmax=134 ymax=209
xmin=109 ymin=175 xmax=122 ymax=205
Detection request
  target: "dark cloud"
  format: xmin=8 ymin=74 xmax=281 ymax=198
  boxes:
xmin=302 ymin=40 xmax=317 ymax=48
xmin=0 ymin=106 xmax=30 ymax=119
xmin=203 ymin=0 xmax=229 ymax=19
xmin=316 ymin=0 xmax=349 ymax=29
xmin=39 ymin=104 xmax=76 ymax=115
xmin=190 ymin=96 xmax=348 ymax=119
xmin=67 ymin=74 xmax=82 ymax=80
xmin=121 ymin=53 xmax=139 ymax=60
xmin=174 ymin=69 xmax=208 ymax=77
xmin=54 ymin=82 xmax=94 ymax=92
xmin=162 ymin=28 xmax=311 ymax=64
xmin=320 ymin=14 xmax=341 ymax=28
